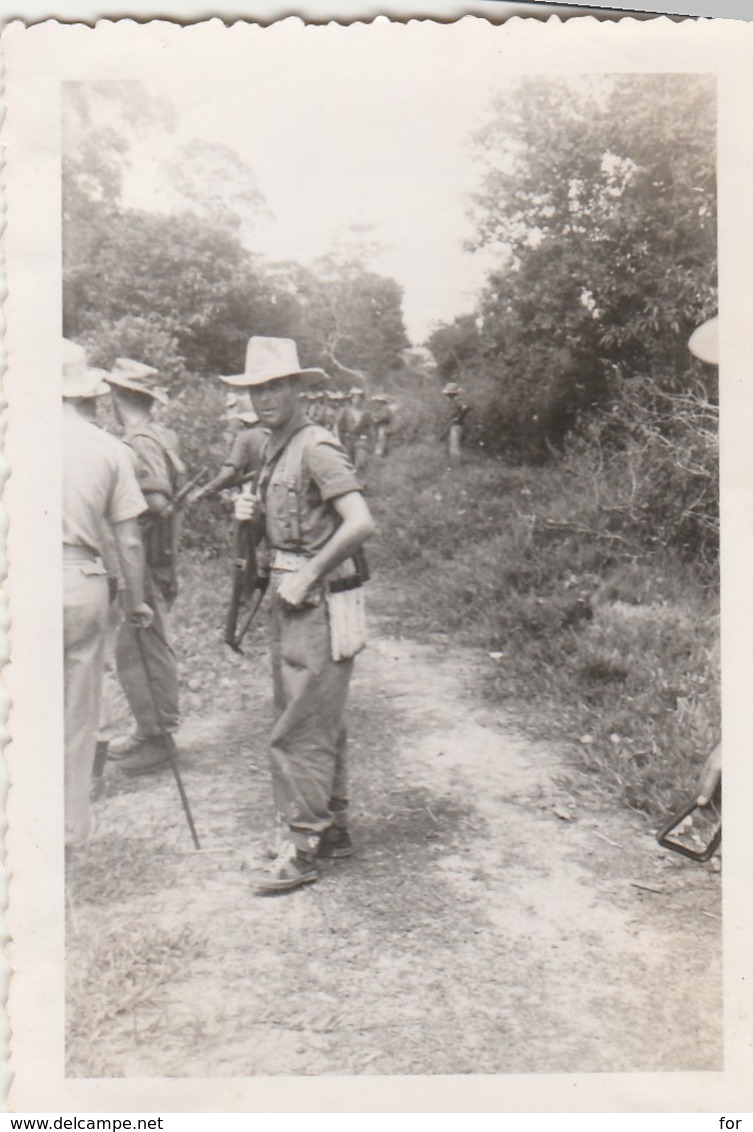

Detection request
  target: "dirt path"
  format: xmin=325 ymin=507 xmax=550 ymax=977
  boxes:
xmin=66 ymin=610 xmax=722 ymax=1078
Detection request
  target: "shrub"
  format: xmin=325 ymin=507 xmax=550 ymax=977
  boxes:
xmin=367 ymin=435 xmax=719 ymax=817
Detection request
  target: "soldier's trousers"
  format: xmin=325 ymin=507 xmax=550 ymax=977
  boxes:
xmin=354 ymin=437 xmax=369 ymax=480
xmin=268 ymin=583 xmax=353 ymax=853
xmin=116 ymin=570 xmax=179 ymax=738
xmin=98 ymin=596 xmax=124 ymax=741
xmin=449 ymin=423 xmax=463 ymax=460
xmin=63 ymin=554 xmax=109 ymax=846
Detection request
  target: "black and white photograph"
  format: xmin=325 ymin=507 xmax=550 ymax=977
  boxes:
xmin=4 ymin=12 xmax=753 ymax=1114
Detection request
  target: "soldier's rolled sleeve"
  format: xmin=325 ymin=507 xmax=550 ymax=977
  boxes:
xmin=307 ymin=438 xmax=361 ymax=501
xmin=129 ymin=435 xmax=173 ymax=497
xmin=108 ymin=446 xmax=148 ymax=524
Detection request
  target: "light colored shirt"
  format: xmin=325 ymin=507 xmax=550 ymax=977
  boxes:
xmin=63 ymin=413 xmax=147 ymax=556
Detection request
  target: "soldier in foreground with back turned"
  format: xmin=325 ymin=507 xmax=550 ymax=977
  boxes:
xmin=106 ymin=359 xmax=185 ymax=776
xmin=62 ymin=340 xmax=152 ymax=853
xmin=230 ymin=336 xmax=376 ymax=895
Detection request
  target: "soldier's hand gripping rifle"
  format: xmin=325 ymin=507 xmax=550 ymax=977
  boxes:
xmin=164 ymin=467 xmax=209 ymax=516
xmin=225 ymin=480 xmax=269 ymax=653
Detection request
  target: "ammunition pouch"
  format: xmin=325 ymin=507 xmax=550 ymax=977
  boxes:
xmin=142 ymin=513 xmax=178 ymax=602
xmin=325 ymin=551 xmax=369 ymax=661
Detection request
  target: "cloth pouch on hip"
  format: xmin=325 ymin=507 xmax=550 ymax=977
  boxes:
xmin=326 ymin=583 xmax=367 ymax=661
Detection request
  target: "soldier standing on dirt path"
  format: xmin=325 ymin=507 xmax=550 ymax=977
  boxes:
xmin=371 ymin=393 xmax=393 ymax=458
xmin=106 ymin=359 xmax=186 ymax=777
xmin=62 ymin=340 xmax=152 ymax=853
xmin=230 ymin=336 xmax=376 ymax=895
xmin=338 ymin=387 xmax=372 ymax=483
xmin=307 ymin=389 xmax=325 ymax=426
xmin=443 ymin=382 xmax=471 ymax=461
xmin=319 ymin=389 xmax=339 ymax=434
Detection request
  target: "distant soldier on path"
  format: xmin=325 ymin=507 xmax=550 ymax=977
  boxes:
xmin=62 ymin=340 xmax=151 ymax=851
xmin=307 ymin=389 xmax=326 ymax=426
xmin=319 ymin=390 xmax=339 ymax=434
xmin=107 ymin=359 xmax=185 ymax=776
xmin=338 ymin=386 xmax=371 ymax=480
xmin=443 ymin=382 xmax=471 ymax=461
xmin=370 ymin=393 xmax=393 ymax=458
xmin=230 ymin=336 xmax=375 ymax=895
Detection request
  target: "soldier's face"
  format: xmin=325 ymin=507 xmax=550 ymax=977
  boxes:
xmin=250 ymin=376 xmax=299 ymax=431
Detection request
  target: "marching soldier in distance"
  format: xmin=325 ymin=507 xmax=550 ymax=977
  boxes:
xmin=443 ymin=381 xmax=471 ymax=461
xmin=106 ymin=358 xmax=185 ymax=776
xmin=337 ymin=386 xmax=371 ymax=481
xmin=187 ymin=389 xmax=269 ymax=505
xmin=307 ymin=389 xmax=324 ymax=426
xmin=319 ymin=389 xmax=338 ymax=434
xmin=349 ymin=387 xmax=372 ymax=478
xmin=299 ymin=390 xmax=314 ymax=421
xmin=332 ymin=390 xmax=349 ymax=442
xmin=230 ymin=336 xmax=376 ymax=895
xmin=62 ymin=339 xmax=152 ymax=853
xmin=370 ymin=392 xmax=393 ymax=458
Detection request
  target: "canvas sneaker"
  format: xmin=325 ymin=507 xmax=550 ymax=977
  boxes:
xmin=118 ymin=739 xmax=171 ymax=777
xmin=252 ymin=842 xmax=318 ymax=895
xmin=108 ymin=732 xmax=155 ymax=759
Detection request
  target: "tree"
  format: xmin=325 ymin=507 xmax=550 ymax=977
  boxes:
xmin=266 ymin=256 xmax=410 ymax=385
xmin=65 ymin=207 xmax=290 ymax=377
xmin=163 ymin=139 xmax=268 ymax=234
xmin=455 ymin=73 xmax=717 ymax=455
xmin=62 ymin=81 xmax=176 ymax=337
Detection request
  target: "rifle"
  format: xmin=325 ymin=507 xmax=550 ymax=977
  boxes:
xmin=134 ymin=624 xmax=201 ymax=850
xmin=225 ymin=482 xmax=269 ymax=653
xmin=164 ymin=467 xmax=208 ymax=515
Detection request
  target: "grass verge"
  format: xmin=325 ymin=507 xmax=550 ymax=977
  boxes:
xmin=365 ymin=440 xmax=719 ymax=818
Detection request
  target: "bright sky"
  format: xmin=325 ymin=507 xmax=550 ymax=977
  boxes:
xmin=119 ymin=21 xmax=515 ymax=343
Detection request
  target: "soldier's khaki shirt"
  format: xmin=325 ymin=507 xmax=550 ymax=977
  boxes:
xmin=63 ymin=414 xmax=146 ymax=556
xmin=261 ymin=421 xmax=361 ymax=556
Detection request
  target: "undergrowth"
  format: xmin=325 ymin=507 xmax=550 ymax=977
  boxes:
xmin=365 ymin=440 xmax=720 ymax=819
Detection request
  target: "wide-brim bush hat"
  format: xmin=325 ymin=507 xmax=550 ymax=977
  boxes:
xmin=220 ymin=336 xmax=327 ymax=387
xmin=62 ymin=338 xmax=110 ymax=399
xmin=442 ymin=382 xmax=461 ymax=396
xmin=107 ymin=357 xmax=169 ymax=404
xmin=688 ymin=316 xmax=718 ymax=366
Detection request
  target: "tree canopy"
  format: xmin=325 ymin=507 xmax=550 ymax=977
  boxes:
xmin=429 ymin=73 xmax=717 ymax=456
xmin=62 ymin=83 xmax=410 ymax=387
